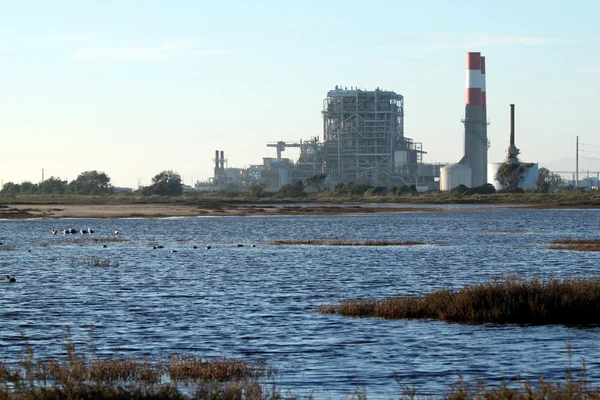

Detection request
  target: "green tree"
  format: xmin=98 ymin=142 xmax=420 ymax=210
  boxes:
xmin=365 ymin=186 xmax=388 ymax=196
xmin=396 ymin=184 xmax=411 ymax=195
xmin=277 ymin=180 xmax=305 ymax=197
xmin=471 ymin=183 xmax=496 ymax=194
xmin=346 ymin=182 xmax=370 ymax=196
xmin=305 ymin=173 xmax=328 ymax=193
xmin=495 ymin=162 xmax=534 ymax=192
xmin=333 ymin=183 xmax=346 ymax=196
xmin=248 ymin=182 xmax=267 ymax=199
xmin=0 ymin=182 xmax=21 ymax=194
xmin=39 ymin=177 xmax=68 ymax=194
xmin=146 ymin=170 xmax=183 ymax=196
xmin=70 ymin=171 xmax=112 ymax=195
xmin=450 ymin=184 xmax=470 ymax=196
xmin=538 ymin=167 xmax=565 ymax=192
xmin=20 ymin=181 xmax=39 ymax=194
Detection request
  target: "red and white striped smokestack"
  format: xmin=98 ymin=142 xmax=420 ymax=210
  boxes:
xmin=466 ymin=52 xmax=483 ymax=107
xmin=480 ymin=56 xmax=486 ymax=111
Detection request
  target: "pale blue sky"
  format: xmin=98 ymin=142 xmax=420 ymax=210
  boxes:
xmin=1 ymin=0 xmax=599 ymax=188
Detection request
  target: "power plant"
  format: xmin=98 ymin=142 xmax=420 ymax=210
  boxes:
xmin=198 ymin=86 xmax=443 ymax=192
xmin=195 ymin=51 xmax=538 ymax=193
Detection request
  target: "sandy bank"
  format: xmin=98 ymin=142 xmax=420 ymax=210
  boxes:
xmin=0 ymin=203 xmax=441 ymax=219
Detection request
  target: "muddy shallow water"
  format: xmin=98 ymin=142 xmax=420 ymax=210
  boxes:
xmin=1 ymin=206 xmax=600 ymax=398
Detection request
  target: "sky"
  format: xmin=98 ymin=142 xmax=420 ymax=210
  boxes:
xmin=1 ymin=0 xmax=599 ymax=188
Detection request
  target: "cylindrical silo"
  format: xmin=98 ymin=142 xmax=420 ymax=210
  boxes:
xmin=487 ymin=162 xmax=503 ymax=191
xmin=440 ymin=164 xmax=472 ymax=191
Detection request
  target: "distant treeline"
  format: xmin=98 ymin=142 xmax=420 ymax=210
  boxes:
xmin=0 ymin=170 xmax=184 ymax=196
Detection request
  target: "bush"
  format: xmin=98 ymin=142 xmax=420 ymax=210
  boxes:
xmin=365 ymin=186 xmax=388 ymax=196
xmin=451 ymin=184 xmax=470 ymax=196
xmin=471 ymin=183 xmax=496 ymax=194
xmin=277 ymin=180 xmax=305 ymax=197
xmin=396 ymin=185 xmax=410 ymax=195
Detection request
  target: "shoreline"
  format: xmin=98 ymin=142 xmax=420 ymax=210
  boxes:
xmin=0 ymin=203 xmax=444 ymax=219
xmin=0 ymin=200 xmax=597 ymax=220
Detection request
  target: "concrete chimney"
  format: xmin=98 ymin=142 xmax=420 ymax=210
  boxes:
xmin=506 ymin=104 xmax=520 ymax=162
xmin=460 ymin=52 xmax=488 ymax=187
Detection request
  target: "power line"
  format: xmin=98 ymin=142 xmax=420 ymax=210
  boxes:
xmin=579 ymin=155 xmax=600 ymax=161
xmin=580 ymin=148 xmax=600 ymax=154
xmin=580 ymin=142 xmax=600 ymax=148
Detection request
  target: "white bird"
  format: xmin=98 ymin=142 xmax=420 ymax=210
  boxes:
xmin=114 ymin=229 xmax=120 ymax=235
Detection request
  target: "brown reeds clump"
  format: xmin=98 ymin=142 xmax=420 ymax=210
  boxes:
xmin=269 ymin=239 xmax=425 ymax=246
xmin=0 ymin=333 xmax=282 ymax=400
xmin=320 ymin=276 xmax=600 ymax=325
xmin=550 ymin=238 xmax=600 ymax=251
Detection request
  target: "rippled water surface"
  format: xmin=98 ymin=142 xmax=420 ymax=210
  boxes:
xmin=2 ymin=206 xmax=600 ymax=398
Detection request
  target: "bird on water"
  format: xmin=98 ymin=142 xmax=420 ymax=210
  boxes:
xmin=6 ymin=275 xmax=16 ymax=283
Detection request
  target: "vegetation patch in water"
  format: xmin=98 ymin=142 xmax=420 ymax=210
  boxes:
xmin=269 ymin=239 xmax=426 ymax=246
xmin=72 ymin=257 xmax=120 ymax=267
xmin=0 ymin=334 xmax=279 ymax=400
xmin=550 ymin=238 xmax=600 ymax=251
xmin=320 ymin=276 xmax=600 ymax=325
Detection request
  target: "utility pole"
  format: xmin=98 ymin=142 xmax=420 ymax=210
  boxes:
xmin=576 ymin=136 xmax=579 ymax=188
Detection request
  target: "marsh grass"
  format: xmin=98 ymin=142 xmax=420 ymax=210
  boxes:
xmin=550 ymin=238 xmax=600 ymax=251
xmin=0 ymin=244 xmax=16 ymax=251
xmin=269 ymin=240 xmax=426 ymax=246
xmin=0 ymin=332 xmax=282 ymax=400
xmin=320 ymin=276 xmax=600 ymax=325
xmin=435 ymin=345 xmax=600 ymax=399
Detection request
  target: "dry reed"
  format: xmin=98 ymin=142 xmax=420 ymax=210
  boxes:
xmin=0 ymin=333 xmax=282 ymax=400
xmin=320 ymin=276 xmax=600 ymax=325
xmin=550 ymin=238 xmax=600 ymax=251
xmin=268 ymin=240 xmax=425 ymax=246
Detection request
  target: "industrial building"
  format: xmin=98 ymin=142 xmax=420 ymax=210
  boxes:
xmin=321 ymin=86 xmax=425 ymax=187
xmin=199 ymin=87 xmax=445 ymax=192
xmin=488 ymin=104 xmax=539 ymax=191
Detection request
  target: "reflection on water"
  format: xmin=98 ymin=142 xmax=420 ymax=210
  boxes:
xmin=2 ymin=207 xmax=600 ymax=398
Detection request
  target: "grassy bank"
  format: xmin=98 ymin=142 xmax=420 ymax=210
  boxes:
xmin=320 ymin=276 xmax=600 ymax=325
xmin=2 ymin=191 xmax=600 ymax=207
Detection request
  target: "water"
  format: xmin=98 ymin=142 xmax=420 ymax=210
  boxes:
xmin=2 ymin=206 xmax=600 ymax=398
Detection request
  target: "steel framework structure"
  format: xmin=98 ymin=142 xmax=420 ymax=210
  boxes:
xmin=322 ymin=87 xmax=404 ymax=186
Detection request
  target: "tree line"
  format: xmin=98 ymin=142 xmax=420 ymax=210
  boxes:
xmin=0 ymin=167 xmax=569 ymax=198
xmin=0 ymin=170 xmax=184 ymax=196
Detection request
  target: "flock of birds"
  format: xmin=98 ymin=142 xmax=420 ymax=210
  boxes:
xmin=4 ymin=228 xmax=256 ymax=283
xmin=52 ymin=228 xmax=119 ymax=235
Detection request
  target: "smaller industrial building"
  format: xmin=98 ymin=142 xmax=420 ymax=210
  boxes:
xmin=440 ymin=53 xmax=539 ymax=192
